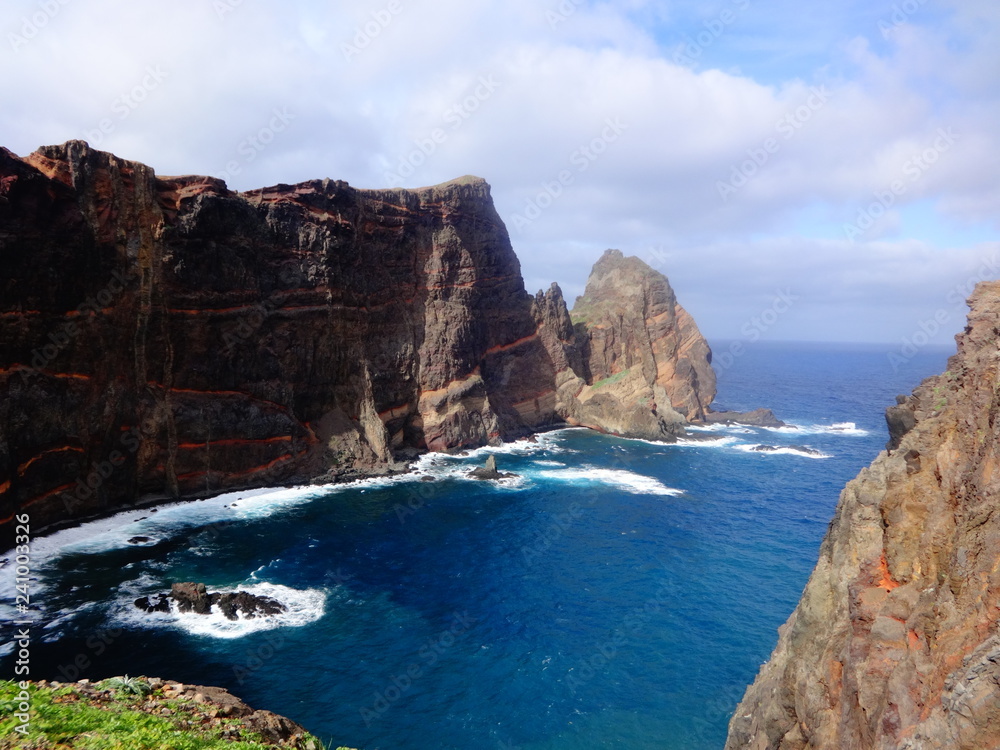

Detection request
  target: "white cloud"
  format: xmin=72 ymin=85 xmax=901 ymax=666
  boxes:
xmin=1 ymin=0 xmax=997 ymax=342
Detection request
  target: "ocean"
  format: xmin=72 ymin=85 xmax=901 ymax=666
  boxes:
xmin=0 ymin=341 xmax=954 ymax=749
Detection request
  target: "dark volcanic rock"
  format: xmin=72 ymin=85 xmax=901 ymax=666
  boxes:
xmin=0 ymin=145 xmax=718 ymax=537
xmin=0 ymin=143 xmax=561 ymax=532
xmin=750 ymin=444 xmax=821 ymax=455
xmin=211 ymin=591 xmax=286 ymax=621
xmin=171 ymin=582 xmax=211 ymax=614
xmin=467 ymin=454 xmax=517 ymax=480
xmin=134 ymin=594 xmax=170 ymax=613
xmin=127 ymin=536 xmax=153 ymax=544
xmin=141 ymin=582 xmax=287 ymax=620
xmin=885 ymin=394 xmax=918 ymax=452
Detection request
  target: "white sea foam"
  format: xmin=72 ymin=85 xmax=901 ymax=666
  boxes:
xmin=533 ymin=460 xmax=566 ymax=467
xmin=762 ymin=421 xmax=868 ymax=436
xmin=736 ymin=445 xmax=831 ymax=460
xmin=536 ymin=467 xmax=683 ymax=496
xmin=116 ymin=581 xmax=326 ymax=639
xmin=673 ymin=436 xmax=742 ymax=448
xmin=686 ymin=423 xmax=756 ymax=434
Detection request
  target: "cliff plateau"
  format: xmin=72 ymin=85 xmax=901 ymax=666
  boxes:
xmin=726 ymin=282 xmax=1000 ymax=750
xmin=0 ymin=142 xmax=716 ymax=535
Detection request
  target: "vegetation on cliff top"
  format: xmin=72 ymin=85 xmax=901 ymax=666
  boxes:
xmin=0 ymin=680 xmax=354 ymax=750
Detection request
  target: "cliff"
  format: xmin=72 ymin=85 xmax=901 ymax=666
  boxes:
xmin=0 ymin=141 xmax=560 ymax=532
xmin=725 ymin=282 xmax=1000 ymax=750
xmin=0 ymin=142 xmax=715 ymax=536
xmin=532 ymin=249 xmax=716 ymax=440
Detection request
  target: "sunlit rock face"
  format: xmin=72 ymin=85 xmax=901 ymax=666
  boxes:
xmin=726 ymin=282 xmax=1000 ymax=750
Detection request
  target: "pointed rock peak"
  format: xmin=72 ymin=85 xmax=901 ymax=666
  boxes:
xmin=589 ymin=248 xmax=659 ymax=280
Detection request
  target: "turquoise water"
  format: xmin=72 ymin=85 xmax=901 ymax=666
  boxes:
xmin=1 ymin=342 xmax=952 ymax=749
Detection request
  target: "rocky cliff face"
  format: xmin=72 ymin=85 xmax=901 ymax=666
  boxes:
xmin=533 ymin=249 xmax=716 ymax=440
xmin=726 ymin=282 xmax=1000 ymax=750
xmin=0 ymin=143 xmax=715 ymax=535
xmin=0 ymin=141 xmax=562 ymax=531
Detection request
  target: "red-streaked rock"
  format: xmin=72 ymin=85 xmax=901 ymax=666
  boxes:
xmin=726 ymin=281 xmax=1000 ymax=750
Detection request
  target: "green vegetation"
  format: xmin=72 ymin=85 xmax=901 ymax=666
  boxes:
xmin=591 ymin=369 xmax=632 ymax=389
xmin=102 ymin=676 xmax=154 ymax=698
xmin=0 ymin=681 xmax=349 ymax=750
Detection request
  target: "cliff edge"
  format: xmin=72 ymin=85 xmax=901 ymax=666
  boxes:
xmin=725 ymin=282 xmax=1000 ymax=750
xmin=0 ymin=143 xmax=715 ymax=535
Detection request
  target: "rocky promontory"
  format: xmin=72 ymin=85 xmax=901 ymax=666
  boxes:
xmin=533 ymin=249 xmax=716 ymax=442
xmin=0 ymin=143 xmax=723 ymax=536
xmin=725 ymin=282 xmax=1000 ymax=750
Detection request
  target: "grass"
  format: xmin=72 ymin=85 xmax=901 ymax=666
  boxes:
xmin=591 ymin=368 xmax=632 ymax=389
xmin=0 ymin=681 xmax=350 ymax=750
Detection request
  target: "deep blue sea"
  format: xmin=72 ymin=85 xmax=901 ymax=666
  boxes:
xmin=1 ymin=341 xmax=953 ymax=749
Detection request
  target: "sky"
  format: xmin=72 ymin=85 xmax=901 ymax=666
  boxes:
xmin=2 ymin=0 xmax=998 ymax=352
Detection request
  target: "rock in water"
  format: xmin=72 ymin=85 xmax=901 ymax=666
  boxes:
xmin=212 ymin=591 xmax=286 ymax=621
xmin=171 ymin=582 xmax=211 ymax=615
xmin=133 ymin=594 xmax=170 ymax=613
xmin=138 ymin=583 xmax=288 ymax=620
xmin=725 ymin=281 xmax=1000 ymax=750
xmin=468 ymin=454 xmax=516 ymax=480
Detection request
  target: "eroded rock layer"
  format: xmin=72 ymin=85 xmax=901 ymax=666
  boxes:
xmin=0 ymin=142 xmax=562 ymax=530
xmin=726 ymin=282 xmax=1000 ymax=750
xmin=0 ymin=143 xmax=716 ymax=533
